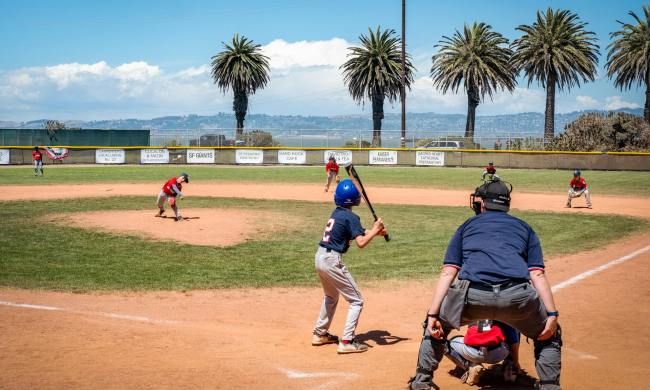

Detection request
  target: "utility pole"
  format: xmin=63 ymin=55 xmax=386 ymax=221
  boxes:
xmin=400 ymin=0 xmax=406 ymax=148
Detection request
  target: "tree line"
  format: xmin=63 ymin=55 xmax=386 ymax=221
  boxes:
xmin=211 ymin=6 xmax=650 ymax=147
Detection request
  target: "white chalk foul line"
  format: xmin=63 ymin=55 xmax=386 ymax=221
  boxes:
xmin=551 ymin=244 xmax=650 ymax=293
xmin=0 ymin=300 xmax=179 ymax=325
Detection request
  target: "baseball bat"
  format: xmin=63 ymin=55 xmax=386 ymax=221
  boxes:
xmin=345 ymin=164 xmax=390 ymax=242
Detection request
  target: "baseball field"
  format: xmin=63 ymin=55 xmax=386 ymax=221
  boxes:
xmin=1 ymin=165 xmax=649 ymax=389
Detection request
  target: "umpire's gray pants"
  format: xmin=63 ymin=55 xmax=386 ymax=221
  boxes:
xmin=410 ymin=282 xmax=561 ymax=390
xmin=313 ymin=246 xmax=364 ymax=341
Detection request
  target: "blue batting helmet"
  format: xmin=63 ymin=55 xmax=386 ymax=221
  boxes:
xmin=573 ymin=169 xmax=581 ymax=177
xmin=334 ymin=179 xmax=361 ymax=206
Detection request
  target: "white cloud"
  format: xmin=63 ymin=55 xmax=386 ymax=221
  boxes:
xmin=604 ymin=96 xmax=641 ymax=110
xmin=576 ymin=95 xmax=601 ymax=109
xmin=261 ymin=38 xmax=349 ymax=70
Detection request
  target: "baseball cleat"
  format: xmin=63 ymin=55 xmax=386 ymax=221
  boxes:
xmin=312 ymin=332 xmax=339 ymax=346
xmin=156 ymin=209 xmax=165 ymax=217
xmin=336 ymin=339 xmax=368 ymax=354
xmin=462 ymin=364 xmax=485 ymax=385
xmin=175 ymin=215 xmax=183 ymax=221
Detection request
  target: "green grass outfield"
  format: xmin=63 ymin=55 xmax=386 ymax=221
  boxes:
xmin=1 ymin=196 xmax=646 ymax=291
xmin=2 ymin=165 xmax=649 ymax=196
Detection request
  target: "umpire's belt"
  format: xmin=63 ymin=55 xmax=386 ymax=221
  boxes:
xmin=469 ymin=279 xmax=528 ymax=292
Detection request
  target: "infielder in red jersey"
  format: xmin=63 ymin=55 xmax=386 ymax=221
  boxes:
xmin=32 ymin=146 xmax=44 ymax=176
xmin=481 ymin=161 xmax=499 ymax=181
xmin=156 ymin=173 xmax=189 ymax=221
xmin=324 ymin=156 xmax=340 ymax=192
xmin=566 ymin=169 xmax=592 ymax=209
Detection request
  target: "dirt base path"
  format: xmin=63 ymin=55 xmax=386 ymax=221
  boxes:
xmin=4 ymin=182 xmax=650 ymax=218
xmin=1 ymin=233 xmax=649 ymax=389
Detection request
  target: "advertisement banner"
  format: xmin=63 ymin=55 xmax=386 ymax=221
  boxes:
xmin=369 ymin=150 xmax=397 ymax=165
xmin=44 ymin=147 xmax=69 ymax=160
xmin=187 ymin=149 xmax=215 ymax=164
xmin=0 ymin=149 xmax=9 ymax=165
xmin=140 ymin=149 xmax=169 ymax=164
xmin=235 ymin=149 xmax=264 ymax=164
xmin=95 ymin=149 xmax=125 ymax=164
xmin=323 ymin=150 xmax=352 ymax=165
xmin=277 ymin=150 xmax=306 ymax=164
xmin=416 ymin=151 xmax=445 ymax=166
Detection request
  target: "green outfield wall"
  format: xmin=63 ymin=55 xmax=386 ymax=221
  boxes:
xmin=0 ymin=129 xmax=150 ymax=147
xmin=1 ymin=146 xmax=649 ymax=171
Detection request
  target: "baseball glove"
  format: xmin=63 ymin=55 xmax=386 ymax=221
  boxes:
xmin=335 ymin=175 xmax=341 ymax=183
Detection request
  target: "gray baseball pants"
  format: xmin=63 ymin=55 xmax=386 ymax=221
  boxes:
xmin=409 ymin=282 xmax=562 ymax=390
xmin=313 ymin=246 xmax=364 ymax=341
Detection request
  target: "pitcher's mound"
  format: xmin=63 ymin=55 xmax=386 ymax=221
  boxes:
xmin=48 ymin=208 xmax=296 ymax=246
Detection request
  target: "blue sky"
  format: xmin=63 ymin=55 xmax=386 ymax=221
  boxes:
xmin=0 ymin=0 xmax=646 ymax=121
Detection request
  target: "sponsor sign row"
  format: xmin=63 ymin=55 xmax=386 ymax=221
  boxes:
xmin=0 ymin=149 xmax=445 ymax=167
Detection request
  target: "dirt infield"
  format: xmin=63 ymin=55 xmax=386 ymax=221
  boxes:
xmin=2 ymin=183 xmax=650 ymax=389
xmin=4 ymin=182 xmax=650 ymax=218
xmin=45 ymin=208 xmax=296 ymax=247
xmin=1 ymin=233 xmax=649 ymax=389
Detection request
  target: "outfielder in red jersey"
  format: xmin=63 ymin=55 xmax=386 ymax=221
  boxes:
xmin=324 ymin=156 xmax=340 ymax=192
xmin=566 ymin=169 xmax=592 ymax=209
xmin=32 ymin=146 xmax=44 ymax=177
xmin=156 ymin=173 xmax=189 ymax=220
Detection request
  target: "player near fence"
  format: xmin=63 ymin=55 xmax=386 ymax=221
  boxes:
xmin=32 ymin=146 xmax=44 ymax=176
xmin=481 ymin=162 xmax=499 ymax=182
xmin=156 ymin=173 xmax=189 ymax=221
xmin=312 ymin=179 xmax=387 ymax=354
xmin=566 ymin=169 xmax=592 ymax=209
xmin=324 ymin=156 xmax=340 ymax=192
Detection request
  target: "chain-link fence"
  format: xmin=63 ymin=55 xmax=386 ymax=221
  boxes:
xmin=150 ymin=128 xmax=547 ymax=150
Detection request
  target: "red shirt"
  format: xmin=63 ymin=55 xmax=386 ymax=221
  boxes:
xmin=325 ymin=161 xmax=339 ymax=173
xmin=570 ymin=177 xmax=587 ymax=190
xmin=485 ymin=165 xmax=496 ymax=174
xmin=162 ymin=177 xmax=182 ymax=196
xmin=464 ymin=323 xmax=506 ymax=347
xmin=32 ymin=150 xmax=42 ymax=161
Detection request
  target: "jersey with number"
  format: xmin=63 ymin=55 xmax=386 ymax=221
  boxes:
xmin=319 ymin=207 xmax=365 ymax=253
xmin=162 ymin=177 xmax=182 ymax=196
xmin=32 ymin=150 xmax=42 ymax=161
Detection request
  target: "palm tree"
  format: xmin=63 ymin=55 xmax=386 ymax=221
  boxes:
xmin=606 ymin=5 xmax=650 ymax=124
xmin=211 ymin=34 xmax=270 ymax=138
xmin=431 ymin=22 xmax=516 ymax=142
xmin=512 ymin=8 xmax=599 ymax=141
xmin=341 ymin=27 xmax=415 ymax=147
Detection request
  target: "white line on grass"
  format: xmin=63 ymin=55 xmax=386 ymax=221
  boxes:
xmin=0 ymin=300 xmax=179 ymax=325
xmin=551 ymin=244 xmax=650 ymax=293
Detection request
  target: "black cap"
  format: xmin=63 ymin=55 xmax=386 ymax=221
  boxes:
xmin=480 ymin=180 xmax=511 ymax=212
xmin=181 ymin=172 xmax=189 ymax=183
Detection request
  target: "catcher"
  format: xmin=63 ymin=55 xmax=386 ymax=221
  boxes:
xmin=324 ymin=156 xmax=340 ymax=192
xmin=566 ymin=169 xmax=592 ymax=209
xmin=156 ymin=173 xmax=189 ymax=221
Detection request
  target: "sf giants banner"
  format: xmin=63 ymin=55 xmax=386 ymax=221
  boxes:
xmin=187 ymin=149 xmax=215 ymax=164
xmin=415 ymin=151 xmax=445 ymax=166
xmin=140 ymin=149 xmax=169 ymax=164
xmin=277 ymin=150 xmax=306 ymax=164
xmin=43 ymin=147 xmax=69 ymax=161
xmin=95 ymin=149 xmax=125 ymax=164
xmin=0 ymin=149 xmax=9 ymax=164
xmin=369 ymin=150 xmax=397 ymax=165
xmin=323 ymin=150 xmax=352 ymax=165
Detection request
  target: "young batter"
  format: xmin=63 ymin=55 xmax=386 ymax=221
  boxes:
xmin=312 ymin=179 xmax=387 ymax=354
xmin=156 ymin=173 xmax=189 ymax=221
xmin=32 ymin=146 xmax=44 ymax=176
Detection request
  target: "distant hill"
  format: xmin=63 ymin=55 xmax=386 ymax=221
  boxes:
xmin=2 ymin=108 xmax=643 ymax=135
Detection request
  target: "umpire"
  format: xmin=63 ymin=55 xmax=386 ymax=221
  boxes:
xmin=406 ymin=180 xmax=562 ymax=390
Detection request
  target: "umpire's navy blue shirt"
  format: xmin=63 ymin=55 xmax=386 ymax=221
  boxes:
xmin=443 ymin=211 xmax=544 ymax=284
xmin=319 ymin=207 xmax=365 ymax=253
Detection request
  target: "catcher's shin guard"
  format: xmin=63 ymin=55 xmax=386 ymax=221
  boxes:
xmin=534 ymin=325 xmax=562 ymax=388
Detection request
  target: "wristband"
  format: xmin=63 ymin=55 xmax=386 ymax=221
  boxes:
xmin=546 ymin=311 xmax=559 ymax=317
xmin=427 ymin=313 xmax=439 ymax=318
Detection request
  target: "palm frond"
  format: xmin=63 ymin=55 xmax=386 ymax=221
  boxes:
xmin=606 ymin=5 xmax=650 ymax=90
xmin=210 ymin=34 xmax=271 ymax=95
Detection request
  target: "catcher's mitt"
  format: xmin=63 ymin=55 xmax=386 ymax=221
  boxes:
xmin=335 ymin=175 xmax=341 ymax=183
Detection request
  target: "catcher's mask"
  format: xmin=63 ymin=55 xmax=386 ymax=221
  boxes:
xmin=470 ymin=179 xmax=513 ymax=215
